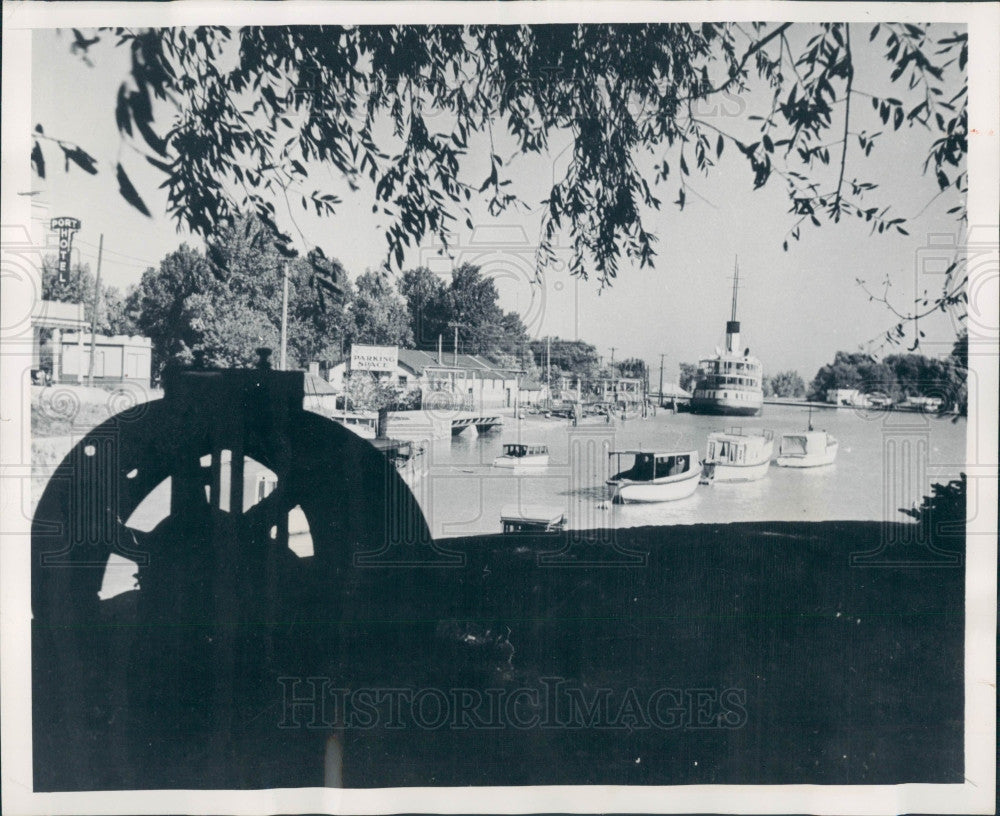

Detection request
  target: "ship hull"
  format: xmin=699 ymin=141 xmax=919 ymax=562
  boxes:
xmin=609 ymin=469 xmax=700 ymax=503
xmin=689 ymin=396 xmax=762 ymax=416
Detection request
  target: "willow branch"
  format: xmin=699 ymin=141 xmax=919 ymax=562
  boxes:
xmin=834 ymin=24 xmax=853 ymax=209
xmin=679 ymin=22 xmax=793 ymax=101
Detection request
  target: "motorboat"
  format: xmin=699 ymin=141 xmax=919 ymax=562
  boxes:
xmin=606 ymin=450 xmax=700 ymax=503
xmin=500 ymin=504 xmax=567 ymax=533
xmin=775 ymin=430 xmax=838 ymax=468
xmin=493 ymin=443 xmax=550 ymax=469
xmin=700 ymin=428 xmax=774 ymax=483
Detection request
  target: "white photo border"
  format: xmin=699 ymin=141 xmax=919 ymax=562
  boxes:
xmin=1 ymin=2 xmax=996 ymax=814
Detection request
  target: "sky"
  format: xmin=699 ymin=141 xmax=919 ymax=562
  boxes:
xmin=27 ymin=24 xmax=968 ymax=381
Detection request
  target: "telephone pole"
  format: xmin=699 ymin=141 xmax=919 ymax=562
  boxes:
xmin=546 ymin=336 xmax=552 ymax=407
xmin=279 ymin=261 xmax=289 ymax=370
xmin=86 ymin=234 xmax=103 ymax=388
xmin=659 ymin=353 xmax=666 ymax=402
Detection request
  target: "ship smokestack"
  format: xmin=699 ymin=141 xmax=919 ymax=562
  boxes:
xmin=726 ymin=320 xmax=741 ymax=354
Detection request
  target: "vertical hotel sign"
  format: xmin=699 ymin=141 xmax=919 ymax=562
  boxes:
xmin=50 ymin=217 xmax=81 ymax=282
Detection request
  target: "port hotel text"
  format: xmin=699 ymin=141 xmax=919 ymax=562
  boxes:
xmin=278 ymin=678 xmax=748 ymax=730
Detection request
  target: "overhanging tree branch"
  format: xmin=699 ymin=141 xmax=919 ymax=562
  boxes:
xmin=834 ymin=24 xmax=854 ymax=217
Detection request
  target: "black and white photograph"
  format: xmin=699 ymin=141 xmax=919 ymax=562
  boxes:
xmin=1 ymin=2 xmax=997 ymax=814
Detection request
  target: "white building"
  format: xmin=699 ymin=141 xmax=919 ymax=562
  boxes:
xmin=826 ymin=388 xmax=869 ymax=407
xmin=328 ymin=346 xmax=522 ymax=411
xmin=59 ymin=333 xmax=152 ymax=386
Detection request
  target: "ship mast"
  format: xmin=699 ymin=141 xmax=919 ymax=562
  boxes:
xmin=726 ymin=257 xmax=741 ymax=354
xmin=730 ymin=258 xmax=740 ymax=323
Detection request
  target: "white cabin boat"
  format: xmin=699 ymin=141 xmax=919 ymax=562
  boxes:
xmin=493 ymin=443 xmax=550 ymax=469
xmin=775 ymin=431 xmax=838 ymax=468
xmin=700 ymin=428 xmax=774 ymax=483
xmin=606 ymin=450 xmax=700 ymax=503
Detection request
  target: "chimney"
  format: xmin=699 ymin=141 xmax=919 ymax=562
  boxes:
xmin=726 ymin=321 xmax=740 ymax=354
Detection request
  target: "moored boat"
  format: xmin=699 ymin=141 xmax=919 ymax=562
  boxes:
xmin=700 ymin=428 xmax=774 ymax=483
xmin=775 ymin=431 xmax=838 ymax=468
xmin=500 ymin=504 xmax=567 ymax=533
xmin=493 ymin=443 xmax=550 ymax=469
xmin=606 ymin=450 xmax=700 ymax=503
xmin=690 ymin=259 xmax=764 ymax=417
xmin=370 ymin=437 xmax=425 ymax=483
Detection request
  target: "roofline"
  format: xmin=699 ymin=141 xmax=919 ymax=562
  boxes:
xmin=608 ymin=449 xmax=699 ymax=457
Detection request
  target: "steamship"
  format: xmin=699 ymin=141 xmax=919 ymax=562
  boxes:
xmin=690 ymin=260 xmax=764 ymax=417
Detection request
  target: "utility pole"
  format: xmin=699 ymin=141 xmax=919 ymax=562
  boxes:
xmin=659 ymin=353 xmax=666 ymax=404
xmin=453 ymin=324 xmax=459 ymax=366
xmin=609 ymin=346 xmax=616 ymax=402
xmin=546 ymin=336 xmax=552 ymax=408
xmin=279 ymin=261 xmax=289 ymax=370
xmin=86 ymin=234 xmax=103 ymax=388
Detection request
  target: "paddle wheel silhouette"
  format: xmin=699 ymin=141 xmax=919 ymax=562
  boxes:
xmin=31 ymin=357 xmax=433 ymax=790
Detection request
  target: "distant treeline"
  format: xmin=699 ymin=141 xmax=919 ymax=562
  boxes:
xmin=808 ymin=343 xmax=967 ymax=412
xmin=39 ymin=215 xmax=966 ymax=415
xmin=39 ymin=216 xmax=649 ymax=390
xmin=679 ymin=339 xmax=967 ymax=413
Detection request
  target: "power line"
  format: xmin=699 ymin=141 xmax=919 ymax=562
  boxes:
xmin=75 ymin=238 xmax=158 ymax=267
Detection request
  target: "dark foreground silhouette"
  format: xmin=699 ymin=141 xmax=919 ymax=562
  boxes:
xmin=31 ymin=368 xmax=964 ymax=790
xmin=34 ymin=518 xmax=963 ymax=790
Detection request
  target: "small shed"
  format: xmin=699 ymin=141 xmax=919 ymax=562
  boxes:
xmin=60 ymin=333 xmax=152 ymax=386
xmin=303 ymin=372 xmax=340 ymax=415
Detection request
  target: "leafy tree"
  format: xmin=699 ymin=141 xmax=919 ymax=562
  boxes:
xmin=346 ymin=270 xmax=414 ymax=347
xmin=37 ymin=22 xmax=967 ymax=338
xmin=182 ymin=289 xmax=281 ymax=370
xmin=529 ymin=337 xmax=600 ymax=382
xmin=618 ymin=357 xmax=648 ymax=382
xmin=41 ymin=257 xmax=133 ymax=336
xmin=809 ymin=351 xmax=899 ymax=400
xmin=124 ymin=244 xmax=215 ymax=373
xmin=342 ymin=371 xmax=422 ymax=436
xmin=127 ymin=219 xmax=349 ymax=373
xmin=767 ymin=370 xmax=806 ymax=398
xmin=678 ymin=362 xmax=700 ymax=393
xmin=884 ymin=353 xmax=952 ymax=400
xmin=808 ymin=349 xmax=967 ymax=405
xmin=431 ymin=263 xmax=530 ymax=362
xmin=899 ymin=474 xmax=965 ymax=549
xmin=287 ymin=252 xmax=352 ymax=366
xmin=398 ymin=267 xmax=450 ymax=349
xmin=946 ymin=332 xmax=968 ymax=416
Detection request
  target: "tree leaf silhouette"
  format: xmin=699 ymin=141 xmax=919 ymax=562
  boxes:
xmin=61 ymin=145 xmax=98 ymax=175
xmin=31 ymin=142 xmax=46 ymax=179
xmin=116 ymin=163 xmax=152 ymax=217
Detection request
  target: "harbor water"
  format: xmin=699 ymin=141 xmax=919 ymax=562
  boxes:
xmin=410 ymin=404 xmax=967 ymax=538
xmin=96 ymin=402 xmax=966 ymax=598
